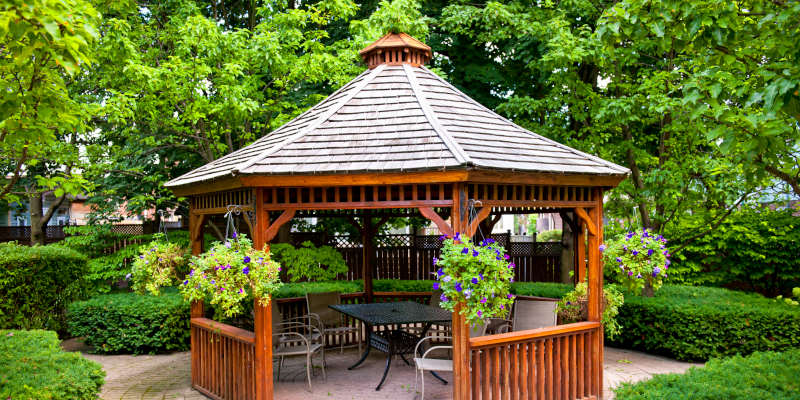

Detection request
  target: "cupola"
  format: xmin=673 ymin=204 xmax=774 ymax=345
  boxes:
xmin=358 ymin=32 xmax=432 ymax=69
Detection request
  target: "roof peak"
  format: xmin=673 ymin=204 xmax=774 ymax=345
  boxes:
xmin=359 ymin=32 xmax=431 ymax=69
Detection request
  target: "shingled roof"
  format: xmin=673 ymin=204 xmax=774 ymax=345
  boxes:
xmin=166 ymin=35 xmax=627 ymax=189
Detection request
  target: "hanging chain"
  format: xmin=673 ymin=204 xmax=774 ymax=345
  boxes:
xmin=224 ymin=205 xmax=244 ymax=242
xmin=468 ymin=199 xmax=484 ymax=240
xmin=157 ymin=210 xmax=169 ymax=242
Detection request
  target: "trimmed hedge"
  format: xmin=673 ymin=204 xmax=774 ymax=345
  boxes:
xmin=67 ymin=290 xmax=190 ymax=354
xmin=0 ymin=330 xmax=105 ymax=400
xmin=608 ymin=285 xmax=800 ymax=361
xmin=0 ymin=242 xmax=89 ymax=332
xmin=614 ymin=349 xmax=800 ymax=399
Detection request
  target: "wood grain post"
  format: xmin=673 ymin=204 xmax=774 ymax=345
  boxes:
xmin=252 ymin=189 xmax=274 ymax=400
xmin=253 ymin=298 xmax=273 ymax=400
xmin=189 ymin=213 xmax=206 ymax=256
xmin=451 ymin=183 xmax=470 ymax=400
xmin=576 ymin=221 xmax=586 ymax=283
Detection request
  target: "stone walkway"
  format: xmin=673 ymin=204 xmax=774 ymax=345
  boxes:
xmin=66 ymin=340 xmax=701 ymax=400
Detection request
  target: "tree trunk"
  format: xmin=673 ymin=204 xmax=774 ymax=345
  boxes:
xmin=30 ymin=194 xmax=45 ymax=246
xmin=642 ymin=279 xmax=655 ymax=297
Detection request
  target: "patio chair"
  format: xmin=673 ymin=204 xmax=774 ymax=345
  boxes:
xmin=272 ymin=301 xmax=327 ymax=391
xmin=412 ymin=322 xmax=489 ymax=400
xmin=507 ymin=299 xmax=558 ymax=332
xmin=404 ymin=290 xmax=450 ymax=336
xmin=305 ymin=292 xmax=361 ymax=353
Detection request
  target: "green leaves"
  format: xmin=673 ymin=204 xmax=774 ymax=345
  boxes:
xmin=270 ymin=241 xmax=348 ymax=283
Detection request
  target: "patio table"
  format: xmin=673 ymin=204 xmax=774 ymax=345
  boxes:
xmin=329 ymin=301 xmax=451 ymax=390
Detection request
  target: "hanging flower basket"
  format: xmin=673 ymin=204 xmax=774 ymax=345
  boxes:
xmin=433 ymin=233 xmax=515 ymax=326
xmin=555 ymin=282 xmax=624 ymax=339
xmin=180 ymin=234 xmax=282 ymax=317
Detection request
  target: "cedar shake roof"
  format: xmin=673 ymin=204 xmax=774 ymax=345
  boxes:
xmin=165 ymin=35 xmax=628 ymax=189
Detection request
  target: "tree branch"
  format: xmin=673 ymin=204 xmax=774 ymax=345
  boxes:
xmin=672 ymin=193 xmax=750 ymax=255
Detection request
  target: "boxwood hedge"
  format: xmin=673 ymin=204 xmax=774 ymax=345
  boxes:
xmin=608 ymin=285 xmax=800 ymax=361
xmin=0 ymin=330 xmax=105 ymax=400
xmin=0 ymin=242 xmax=89 ymax=332
xmin=614 ymin=349 xmax=800 ymax=399
xmin=67 ymin=290 xmax=190 ymax=354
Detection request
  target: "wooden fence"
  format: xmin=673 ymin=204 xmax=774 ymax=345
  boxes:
xmin=0 ymin=224 xmax=150 ymax=245
xmin=290 ymin=232 xmax=562 ymax=283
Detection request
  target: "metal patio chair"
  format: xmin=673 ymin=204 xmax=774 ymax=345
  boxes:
xmin=305 ymin=291 xmax=362 ymax=353
xmin=272 ymin=301 xmax=327 ymax=391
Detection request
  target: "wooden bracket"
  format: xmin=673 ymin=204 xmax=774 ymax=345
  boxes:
xmin=418 ymin=207 xmax=454 ymax=237
xmin=263 ymin=209 xmax=296 ymax=243
xmin=575 ymin=207 xmax=598 ymax=236
xmin=467 ymin=207 xmax=492 ymax=237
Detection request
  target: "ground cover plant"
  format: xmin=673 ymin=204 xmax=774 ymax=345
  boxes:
xmin=0 ymin=330 xmax=105 ymax=400
xmin=0 ymin=242 xmax=88 ymax=332
xmin=613 ymin=349 xmax=800 ymax=400
xmin=67 ymin=289 xmax=190 ymax=354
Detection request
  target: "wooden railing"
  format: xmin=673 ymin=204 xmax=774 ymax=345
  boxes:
xmin=191 ymin=317 xmax=256 ymax=400
xmin=469 ymin=321 xmax=603 ymax=400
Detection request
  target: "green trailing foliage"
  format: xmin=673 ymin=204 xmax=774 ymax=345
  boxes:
xmin=665 ymin=207 xmax=800 ymax=296
xmin=0 ymin=330 xmax=105 ymax=400
xmin=131 ymin=236 xmax=188 ymax=295
xmin=270 ymin=241 xmax=348 ymax=282
xmin=613 ymin=349 xmax=800 ymax=400
xmin=608 ymin=285 xmax=800 ymax=362
xmin=556 ymin=283 xmax=624 ymax=339
xmin=67 ymin=289 xmax=190 ymax=354
xmin=0 ymin=242 xmax=88 ymax=332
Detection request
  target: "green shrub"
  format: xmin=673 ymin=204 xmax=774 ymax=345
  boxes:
xmin=67 ymin=290 xmax=190 ymax=354
xmin=614 ymin=349 xmax=800 ymax=400
xmin=274 ymin=280 xmax=363 ymax=298
xmin=608 ymin=285 xmax=800 ymax=361
xmin=271 ymin=241 xmax=348 ymax=282
xmin=664 ymin=207 xmax=800 ymax=296
xmin=0 ymin=242 xmax=89 ymax=332
xmin=511 ymin=281 xmax=573 ymax=298
xmin=0 ymin=330 xmax=105 ymax=400
xmin=537 ymin=229 xmax=562 ymax=242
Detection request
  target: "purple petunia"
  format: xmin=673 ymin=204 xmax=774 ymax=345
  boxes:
xmin=647 ymin=249 xmax=654 ymax=257
xmin=628 ymin=271 xmax=633 ymax=277
xmin=652 ymin=267 xmax=661 ymax=277
xmin=509 ymin=262 xmax=516 ymax=269
xmin=462 ymin=247 xmax=469 ymax=254
xmin=239 ymin=288 xmax=244 ymax=294
xmin=243 ymin=256 xmax=251 ymax=264
xmin=472 ymin=250 xmax=479 ymax=257
xmin=454 ymin=282 xmax=463 ymax=292
xmin=242 ymin=266 xmax=250 ymax=275
xmin=636 ymin=273 xmax=642 ymax=279
xmin=125 ymin=273 xmax=132 ymax=280
xmin=480 ymin=297 xmax=487 ymax=304
xmin=632 ymin=250 xmax=639 ymax=256
xmin=437 ymin=268 xmax=445 ymax=277
xmin=504 ymin=254 xmax=510 ymax=260
xmin=225 ymin=242 xmax=232 ymax=249
xmin=139 ymin=255 xmax=144 ymax=259
xmin=183 ymin=280 xmax=188 ymax=285
xmin=232 ymin=232 xmax=237 ymax=239
xmin=471 ymin=277 xmax=479 ymax=284
xmin=599 ymin=244 xmax=606 ymax=252
xmin=433 ymin=282 xmax=440 ymax=290
xmin=507 ymin=294 xmax=514 ymax=299
xmin=433 ymin=257 xmax=438 ymax=265
xmin=477 ymin=310 xmax=482 ymax=317
xmin=616 ymin=257 xmax=622 ymax=263
xmin=443 ymin=275 xmax=452 ymax=283
xmin=440 ymin=293 xmax=448 ymax=302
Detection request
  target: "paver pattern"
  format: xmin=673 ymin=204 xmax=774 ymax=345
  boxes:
xmin=69 ymin=339 xmax=701 ymax=400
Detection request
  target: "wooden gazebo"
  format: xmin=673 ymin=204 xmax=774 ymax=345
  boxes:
xmin=166 ymin=32 xmax=628 ymax=400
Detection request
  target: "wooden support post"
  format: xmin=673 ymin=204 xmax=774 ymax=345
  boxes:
xmin=576 ymin=221 xmax=586 ymax=283
xmin=252 ymin=189 xmax=274 ymax=400
xmin=451 ymin=183 xmax=471 ymax=400
xmin=190 ymin=301 xmax=203 ymax=390
xmin=254 ymin=298 xmax=273 ymax=400
xmin=362 ymin=217 xmax=375 ymax=303
xmin=591 ymin=188 xmax=605 ymax=398
xmin=189 ymin=213 xmax=206 ymax=256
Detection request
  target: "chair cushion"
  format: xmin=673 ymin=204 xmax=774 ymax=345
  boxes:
xmin=414 ymin=358 xmax=453 ymax=372
xmin=274 ymin=343 xmax=323 ymax=357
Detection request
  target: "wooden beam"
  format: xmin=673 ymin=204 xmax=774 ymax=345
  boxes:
xmin=240 ymin=171 xmax=468 ymax=188
xmin=261 ymin=199 xmax=451 ymax=211
xmin=253 ymin=189 xmax=269 ymax=251
xmin=574 ymin=207 xmax=598 ymax=237
xmin=418 ymin=207 xmax=454 ymax=237
xmin=263 ymin=209 xmax=296 ymax=243
xmin=467 ymin=206 xmax=492 ymax=237
xmin=466 ymin=171 xmax=627 ymax=187
xmin=450 ymin=183 xmax=470 ymax=400
xmin=576 ymin=221 xmax=587 ymax=283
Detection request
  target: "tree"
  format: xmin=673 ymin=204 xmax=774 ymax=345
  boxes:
xmin=439 ymin=0 xmax=778 ymax=250
xmin=0 ymin=0 xmax=98 ymax=244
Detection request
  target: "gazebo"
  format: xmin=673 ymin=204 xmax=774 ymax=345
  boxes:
xmin=166 ymin=32 xmax=628 ymax=400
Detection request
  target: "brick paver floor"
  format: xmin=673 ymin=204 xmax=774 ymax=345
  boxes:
xmin=68 ymin=339 xmax=700 ymax=400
